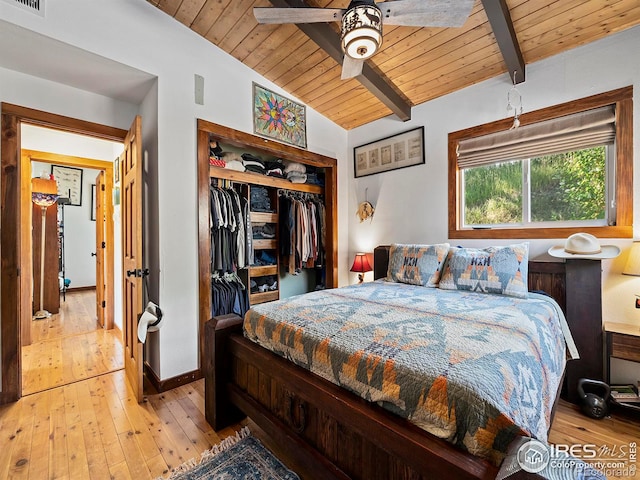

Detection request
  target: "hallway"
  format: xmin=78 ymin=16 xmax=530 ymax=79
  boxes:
xmin=22 ymin=290 xmax=123 ymax=396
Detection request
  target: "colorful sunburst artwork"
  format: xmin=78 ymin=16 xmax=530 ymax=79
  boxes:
xmin=253 ymin=83 xmax=307 ymax=149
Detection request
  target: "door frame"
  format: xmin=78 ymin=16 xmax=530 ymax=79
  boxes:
xmin=95 ymin=170 xmax=108 ymax=329
xmin=21 ymin=150 xmax=115 ymax=334
xmin=1 ymin=103 xmax=127 ymax=404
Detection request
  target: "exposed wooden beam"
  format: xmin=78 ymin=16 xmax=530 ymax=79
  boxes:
xmin=267 ymin=0 xmax=412 ymax=121
xmin=481 ymin=0 xmax=525 ymax=84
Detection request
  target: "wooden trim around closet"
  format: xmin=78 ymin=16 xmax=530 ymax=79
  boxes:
xmin=196 ymin=119 xmax=338 ymax=372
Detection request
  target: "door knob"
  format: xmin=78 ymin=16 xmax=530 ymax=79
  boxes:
xmin=127 ymin=268 xmax=150 ymax=278
xmin=91 ymin=252 xmax=96 ymax=257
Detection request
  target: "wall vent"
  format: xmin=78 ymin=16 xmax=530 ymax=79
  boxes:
xmin=2 ymin=0 xmax=44 ymax=16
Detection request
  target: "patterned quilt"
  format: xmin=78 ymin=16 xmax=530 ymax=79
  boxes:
xmin=243 ymin=280 xmax=573 ymax=466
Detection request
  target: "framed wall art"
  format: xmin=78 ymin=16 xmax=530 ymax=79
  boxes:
xmin=51 ymin=165 xmax=83 ymax=206
xmin=253 ymin=82 xmax=307 ymax=149
xmin=114 ymin=156 xmax=120 ymax=184
xmin=354 ymin=126 xmax=425 ymax=178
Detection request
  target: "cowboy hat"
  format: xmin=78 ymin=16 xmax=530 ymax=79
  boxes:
xmin=548 ymin=232 xmax=620 ymax=259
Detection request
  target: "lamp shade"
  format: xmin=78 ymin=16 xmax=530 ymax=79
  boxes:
xmin=623 ymin=242 xmax=640 ymax=276
xmin=350 ymin=253 xmax=372 ymax=273
xmin=31 ymin=176 xmax=59 ymax=208
xmin=341 ymin=3 xmax=382 ymax=60
xmin=32 ymin=176 xmax=58 ymax=194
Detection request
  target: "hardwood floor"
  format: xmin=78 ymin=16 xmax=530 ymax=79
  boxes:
xmin=0 ymin=370 xmax=245 ymax=479
xmin=4 ymin=291 xmax=639 ymax=479
xmin=22 ymin=291 xmax=123 ymax=396
xmin=2 ymin=373 xmax=640 ymax=480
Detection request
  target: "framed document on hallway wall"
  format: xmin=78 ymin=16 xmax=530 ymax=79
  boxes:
xmin=51 ymin=165 xmax=83 ymax=206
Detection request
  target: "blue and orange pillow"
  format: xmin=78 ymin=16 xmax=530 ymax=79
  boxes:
xmin=386 ymin=243 xmax=450 ymax=287
xmin=438 ymin=243 xmax=529 ymax=298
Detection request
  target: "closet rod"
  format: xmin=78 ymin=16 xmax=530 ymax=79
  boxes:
xmin=277 ymin=188 xmax=323 ymax=200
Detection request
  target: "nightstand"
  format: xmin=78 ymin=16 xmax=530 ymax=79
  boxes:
xmin=605 ymin=321 xmax=640 ymax=385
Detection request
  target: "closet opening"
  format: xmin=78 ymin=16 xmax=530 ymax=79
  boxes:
xmin=196 ymin=118 xmax=338 ymax=371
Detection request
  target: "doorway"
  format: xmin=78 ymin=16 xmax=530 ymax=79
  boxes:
xmin=21 ymin=136 xmax=123 ymax=395
xmin=0 ymin=104 xmax=131 ymax=403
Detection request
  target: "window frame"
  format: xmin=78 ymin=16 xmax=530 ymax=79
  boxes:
xmin=448 ymin=86 xmax=633 ymax=239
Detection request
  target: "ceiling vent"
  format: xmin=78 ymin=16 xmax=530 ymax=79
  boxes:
xmin=2 ymin=0 xmax=44 ymax=16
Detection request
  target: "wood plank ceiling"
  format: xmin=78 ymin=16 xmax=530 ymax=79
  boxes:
xmin=148 ymin=0 xmax=640 ymax=130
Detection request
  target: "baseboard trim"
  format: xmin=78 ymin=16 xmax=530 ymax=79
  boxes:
xmin=0 ymin=391 xmax=19 ymax=405
xmin=144 ymin=364 xmax=202 ymax=393
xmin=65 ymin=286 xmax=96 ymax=293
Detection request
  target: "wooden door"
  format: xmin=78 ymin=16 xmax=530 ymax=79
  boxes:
xmin=122 ymin=116 xmax=144 ymax=402
xmin=95 ymin=172 xmax=106 ymax=328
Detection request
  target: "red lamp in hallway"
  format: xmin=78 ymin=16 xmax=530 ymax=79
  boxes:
xmin=350 ymin=252 xmax=372 ymax=284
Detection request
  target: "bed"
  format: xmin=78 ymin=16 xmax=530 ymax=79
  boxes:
xmin=204 ymin=245 xmax=588 ymax=479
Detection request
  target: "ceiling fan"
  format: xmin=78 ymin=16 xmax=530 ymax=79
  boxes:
xmin=254 ymin=0 xmax=474 ymax=80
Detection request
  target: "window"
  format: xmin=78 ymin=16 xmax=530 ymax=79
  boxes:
xmin=448 ymin=87 xmax=633 ymax=239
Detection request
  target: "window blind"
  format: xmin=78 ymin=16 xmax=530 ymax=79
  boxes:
xmin=457 ymin=105 xmax=615 ymax=168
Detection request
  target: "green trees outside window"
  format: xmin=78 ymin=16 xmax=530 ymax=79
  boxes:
xmin=463 ymin=146 xmax=606 ymax=226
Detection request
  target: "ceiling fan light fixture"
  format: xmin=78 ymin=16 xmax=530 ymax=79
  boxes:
xmin=341 ymin=4 xmax=382 ymax=60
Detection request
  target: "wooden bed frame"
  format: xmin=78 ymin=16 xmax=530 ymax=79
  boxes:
xmin=204 ymin=246 xmax=597 ymax=479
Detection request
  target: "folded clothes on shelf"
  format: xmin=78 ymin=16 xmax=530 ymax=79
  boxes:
xmin=242 ymin=153 xmax=266 ymax=174
xmin=287 ymin=172 xmax=307 ymax=184
xmin=305 ymin=171 xmax=324 ymax=186
xmin=250 ymin=185 xmax=274 ymax=212
xmin=224 ymin=159 xmax=245 ymax=171
xmin=284 ymin=161 xmax=306 ymax=174
xmin=253 ymin=223 xmax=276 ymax=239
xmin=252 ymin=250 xmax=276 ymax=266
xmin=266 ymin=167 xmax=284 ymax=178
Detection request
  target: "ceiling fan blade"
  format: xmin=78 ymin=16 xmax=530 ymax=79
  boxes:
xmin=377 ymin=0 xmax=474 ymax=27
xmin=254 ymin=7 xmax=344 ymax=25
xmin=341 ymin=56 xmax=364 ymax=80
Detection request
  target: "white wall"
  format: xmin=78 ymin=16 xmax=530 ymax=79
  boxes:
xmin=348 ymin=26 xmax=640 ymax=383
xmin=0 ymin=0 xmax=347 ymax=381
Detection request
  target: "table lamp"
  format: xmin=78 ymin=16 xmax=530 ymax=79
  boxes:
xmin=350 ymin=253 xmax=372 ymax=284
xmin=32 ymin=175 xmax=59 ymax=319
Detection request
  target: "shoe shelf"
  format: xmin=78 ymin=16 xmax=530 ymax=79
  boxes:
xmin=250 ymin=290 xmax=280 ymax=305
xmin=251 ymin=212 xmax=278 ymax=223
xmin=248 ymin=184 xmax=280 ymax=306
xmin=252 ymin=239 xmax=277 ymax=250
xmin=250 ymin=265 xmax=278 ymax=277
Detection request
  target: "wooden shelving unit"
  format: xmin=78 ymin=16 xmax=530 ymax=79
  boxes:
xmin=247 ymin=184 xmax=279 ymax=305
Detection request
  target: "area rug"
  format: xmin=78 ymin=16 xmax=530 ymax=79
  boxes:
xmin=158 ymin=427 xmax=300 ymax=480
